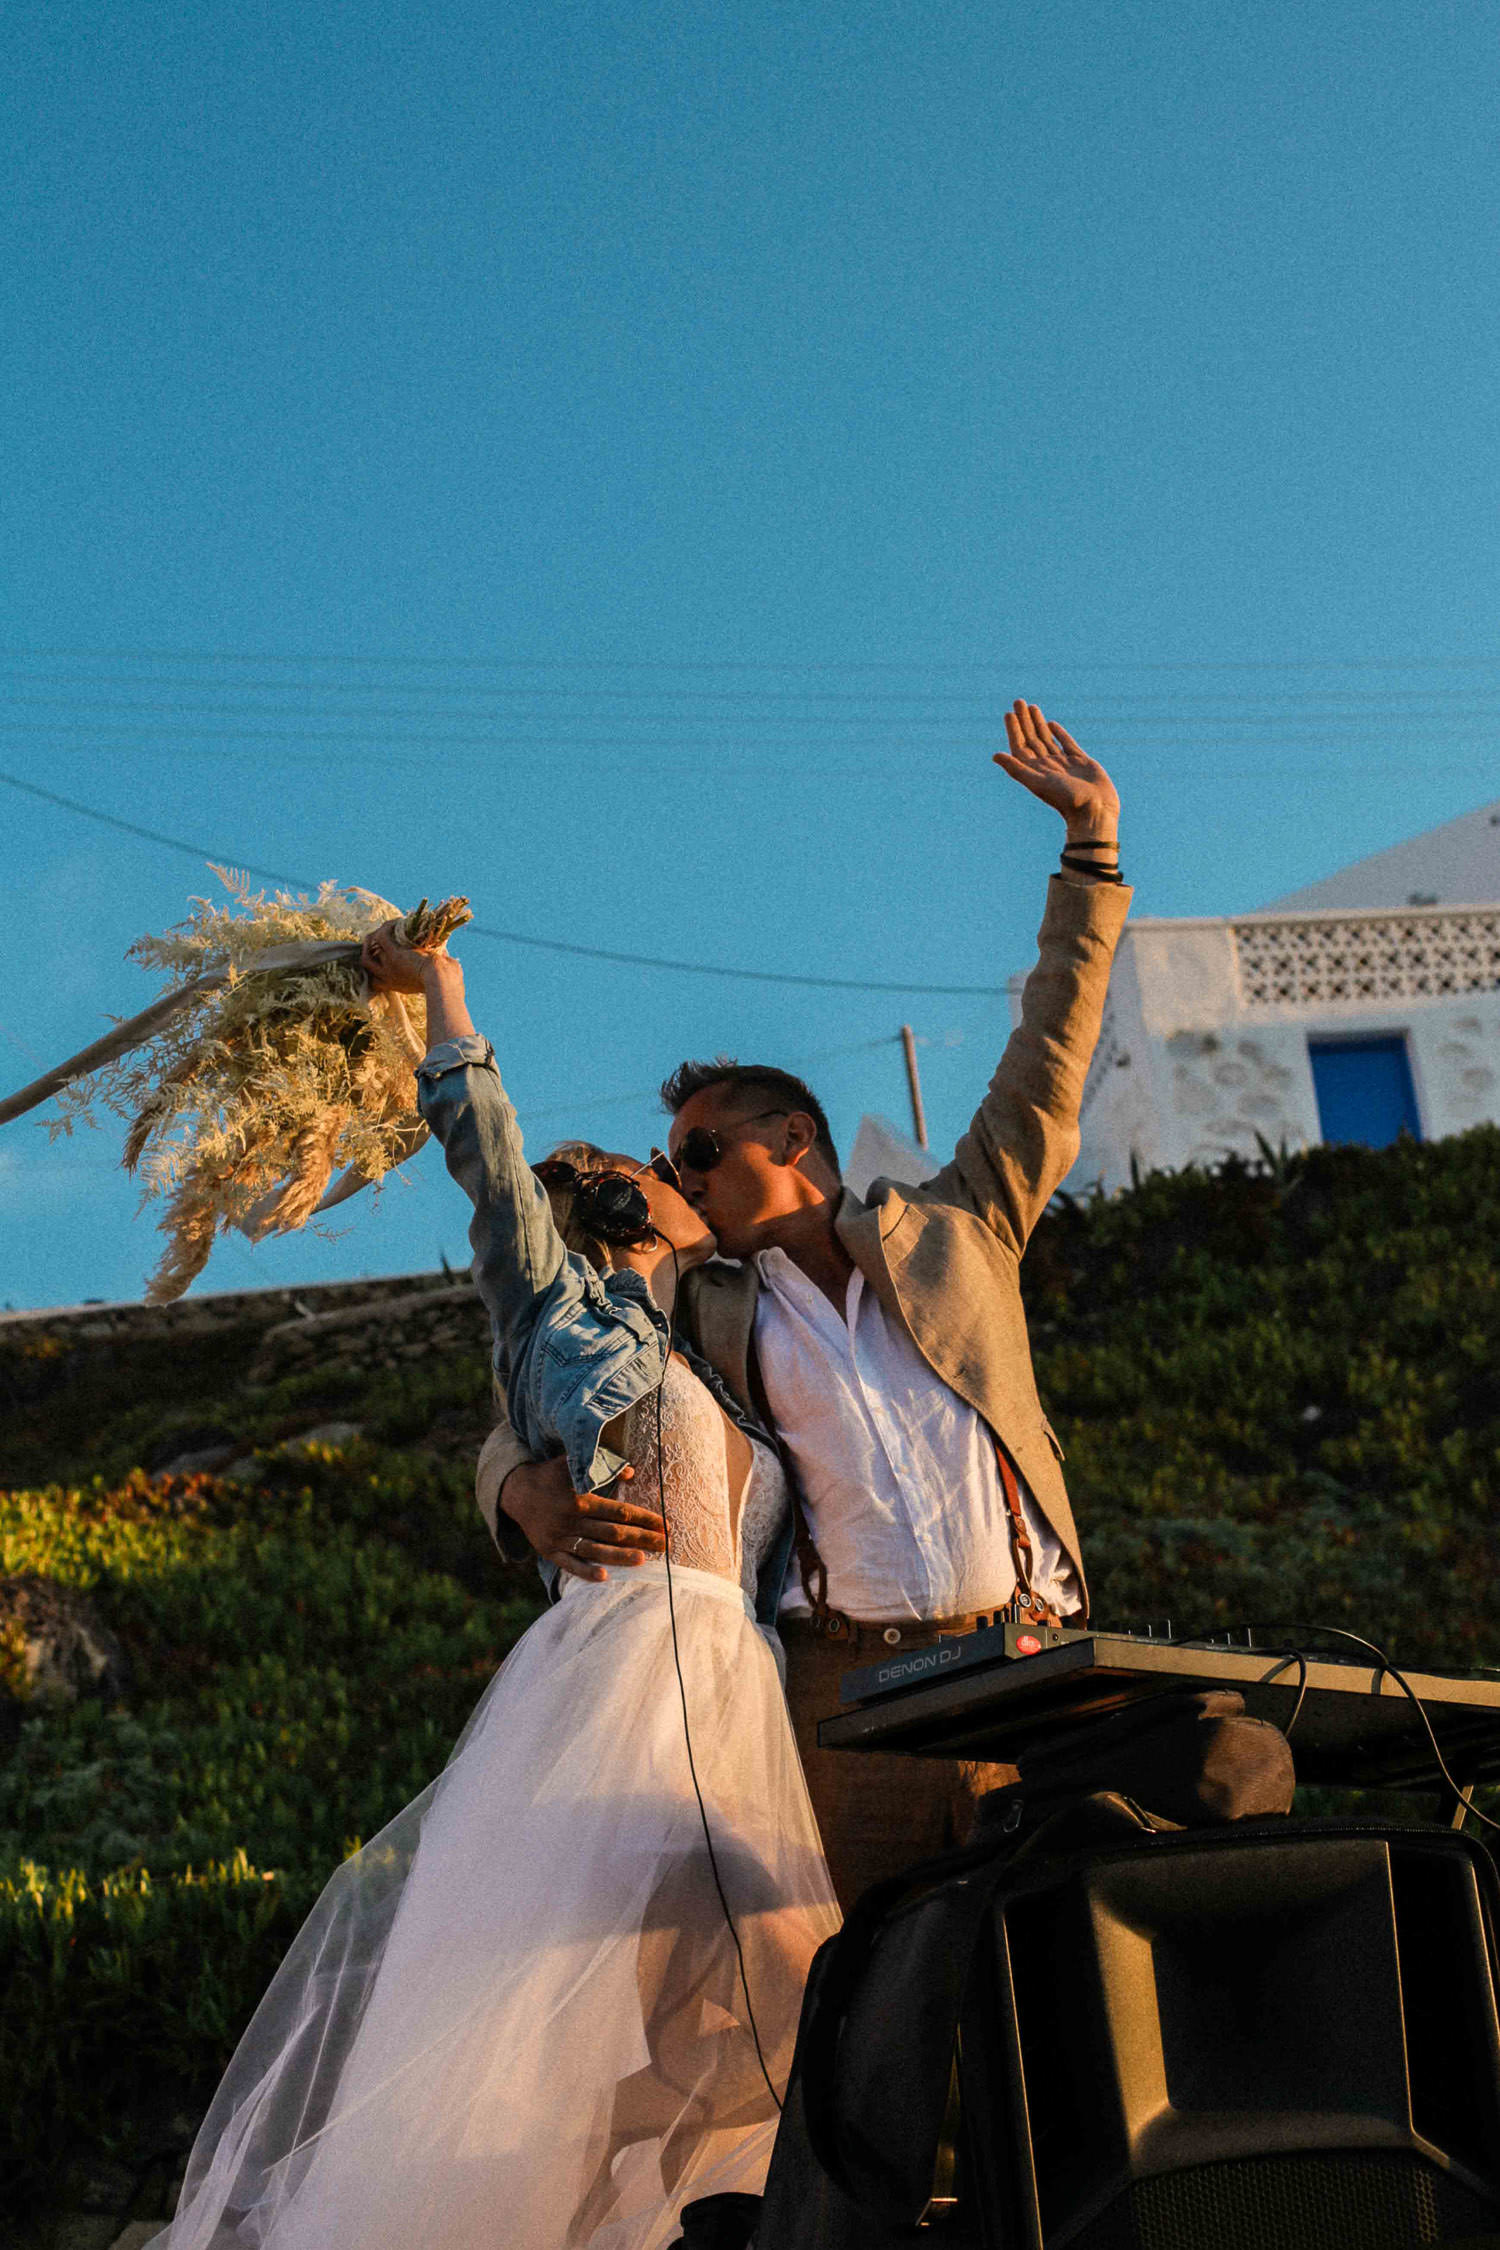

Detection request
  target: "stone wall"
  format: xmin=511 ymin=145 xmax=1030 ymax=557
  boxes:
xmin=0 ymin=1268 xmax=475 ymax=1349
xmin=0 ymin=1269 xmax=497 ymax=1436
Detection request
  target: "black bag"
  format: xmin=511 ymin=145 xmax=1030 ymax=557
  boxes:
xmin=666 ymin=2191 xmax=762 ymax=2248
xmin=977 ymin=1687 xmax=1296 ymax=1836
xmin=757 ymin=1824 xmax=1065 ymax=2246
xmin=755 ymin=1817 xmax=1500 ymax=2249
xmin=755 ymin=1689 xmax=1295 ymax=2246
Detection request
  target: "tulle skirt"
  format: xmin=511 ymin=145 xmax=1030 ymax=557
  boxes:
xmin=149 ymin=1563 xmax=840 ymax=2250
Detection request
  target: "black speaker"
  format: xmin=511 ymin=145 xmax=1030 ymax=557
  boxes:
xmin=755 ymin=1820 xmax=1500 ymax=2250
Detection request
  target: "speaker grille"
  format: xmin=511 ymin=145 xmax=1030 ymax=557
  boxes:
xmin=1068 ymin=2151 xmax=1496 ymax=2250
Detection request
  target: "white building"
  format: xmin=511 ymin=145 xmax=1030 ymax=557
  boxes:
xmin=845 ymin=1111 xmax=940 ymax=1197
xmin=1057 ymin=799 xmax=1500 ymax=1195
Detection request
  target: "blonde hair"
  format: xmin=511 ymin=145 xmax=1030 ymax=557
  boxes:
xmin=538 ymin=1140 xmax=617 ymax=1272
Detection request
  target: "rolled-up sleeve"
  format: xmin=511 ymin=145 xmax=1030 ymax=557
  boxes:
xmin=416 ymin=1033 xmax=497 ymax=1083
xmin=475 ymin=1416 xmax=538 ymax=1556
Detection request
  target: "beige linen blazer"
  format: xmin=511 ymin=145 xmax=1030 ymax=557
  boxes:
xmin=476 ymin=873 xmax=1131 ymax=1614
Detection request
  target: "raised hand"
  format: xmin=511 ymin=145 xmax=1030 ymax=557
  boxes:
xmin=361 ymin=918 xmax=474 ymax=1041
xmin=361 ymin=918 xmax=442 ymax=995
xmin=993 ymin=701 xmax=1120 ymax=843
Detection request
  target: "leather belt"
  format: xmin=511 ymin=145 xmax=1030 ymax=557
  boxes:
xmin=781 ymin=1610 xmax=998 ymax=1655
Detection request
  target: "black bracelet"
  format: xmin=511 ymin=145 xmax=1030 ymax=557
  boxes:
xmin=1061 ymin=838 xmax=1119 ymax=852
xmin=1061 ymin=853 xmax=1124 ymax=881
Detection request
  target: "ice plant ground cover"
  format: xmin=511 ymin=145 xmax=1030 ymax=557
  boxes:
xmin=1 ymin=1125 xmax=1498 ymax=2225
xmin=49 ymin=873 xmax=470 ymax=1301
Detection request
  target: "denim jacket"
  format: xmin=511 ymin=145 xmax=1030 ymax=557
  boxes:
xmin=415 ymin=1034 xmax=678 ymax=1495
xmin=415 ymin=1035 xmax=788 ymax=1613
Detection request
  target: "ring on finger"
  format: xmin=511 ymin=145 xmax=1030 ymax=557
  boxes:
xmin=569 ymin=1535 xmax=584 ymax=1555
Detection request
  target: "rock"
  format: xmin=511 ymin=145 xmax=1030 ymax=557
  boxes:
xmin=69 ymin=2157 xmax=139 ymax=2212
xmin=281 ymin=1421 xmax=365 ymax=1453
xmin=216 ymin=1422 xmax=366 ymax=1485
xmin=145 ymin=1424 xmax=238 ymax=1475
xmin=216 ymin=1453 xmax=267 ymax=1486
xmin=0 ymin=1576 xmax=129 ymax=1711
xmin=153 ymin=1441 xmax=241 ymax=1478
xmin=48 ymin=2218 xmax=119 ymax=2250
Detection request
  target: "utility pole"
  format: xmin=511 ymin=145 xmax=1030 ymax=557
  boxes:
xmin=899 ymin=1023 xmax=929 ymax=1149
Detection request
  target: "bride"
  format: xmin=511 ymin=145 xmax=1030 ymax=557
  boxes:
xmin=150 ymin=925 xmax=839 ymax=2250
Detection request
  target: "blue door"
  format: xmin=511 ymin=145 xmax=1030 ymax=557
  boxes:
xmin=1308 ymin=1036 xmax=1420 ymax=1148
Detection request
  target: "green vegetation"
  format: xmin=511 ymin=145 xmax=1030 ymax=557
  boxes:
xmin=1031 ymin=1125 xmax=1500 ymax=1667
xmin=1 ymin=1347 xmax=541 ymax=2223
xmin=4 ymin=1853 xmax=318 ymax=2218
xmin=2 ymin=1125 xmax=1497 ymax=2224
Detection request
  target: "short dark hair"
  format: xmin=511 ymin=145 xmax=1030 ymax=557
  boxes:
xmin=659 ymin=1057 xmax=841 ymax=1175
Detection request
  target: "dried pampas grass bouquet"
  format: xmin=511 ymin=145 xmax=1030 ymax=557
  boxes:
xmin=48 ymin=870 xmax=471 ymax=1302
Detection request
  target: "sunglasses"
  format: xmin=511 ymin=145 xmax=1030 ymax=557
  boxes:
xmin=532 ymin=1153 xmax=684 ymax=1198
xmin=535 ymin=1109 xmax=788 ymax=1202
xmin=659 ymin=1109 xmax=789 ymax=1187
xmin=532 ymin=1156 xmax=648 ymax=1193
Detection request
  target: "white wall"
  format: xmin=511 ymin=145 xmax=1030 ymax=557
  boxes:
xmin=1068 ymin=915 xmax=1500 ymax=1195
xmin=846 ymin=1113 xmax=941 ymax=1198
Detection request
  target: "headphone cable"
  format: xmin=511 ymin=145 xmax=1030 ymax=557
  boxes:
xmin=654 ymin=1240 xmax=785 ymax=2114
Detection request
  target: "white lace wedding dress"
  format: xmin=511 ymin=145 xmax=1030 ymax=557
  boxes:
xmin=151 ymin=1359 xmax=839 ymax=2249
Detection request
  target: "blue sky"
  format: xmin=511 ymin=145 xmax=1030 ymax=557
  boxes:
xmin=2 ymin=0 xmax=1497 ymax=1308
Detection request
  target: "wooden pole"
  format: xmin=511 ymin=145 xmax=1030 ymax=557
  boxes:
xmin=899 ymin=1023 xmax=929 ymax=1148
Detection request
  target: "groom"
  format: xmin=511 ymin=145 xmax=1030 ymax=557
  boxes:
xmin=479 ymin=701 xmax=1131 ymax=1907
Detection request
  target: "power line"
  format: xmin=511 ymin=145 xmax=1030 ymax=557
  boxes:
xmin=8 ymin=690 xmax=1500 ymax=730
xmin=0 ymin=1015 xmax=46 ymax=1069
xmin=518 ymin=1034 xmax=903 ymax=1127
xmin=0 ymin=767 xmax=1013 ymax=998
xmin=3 ymin=640 xmax=1500 ymax=675
xmin=4 ymin=720 xmax=1498 ymax=762
xmin=8 ymin=665 xmax=1500 ymax=713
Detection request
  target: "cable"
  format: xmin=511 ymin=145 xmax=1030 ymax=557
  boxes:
xmin=654 ymin=1241 xmax=784 ymax=2114
xmin=10 ymin=665 xmax=1500 ymax=710
xmin=518 ymin=1034 xmax=903 ymax=1128
xmin=8 ymin=703 xmax=1500 ymax=747
xmin=0 ymin=1015 xmax=46 ymax=1069
xmin=1254 ymin=1648 xmax=1311 ymax=1740
xmin=12 ymin=686 xmax=1500 ymax=727
xmin=6 ymin=639 xmax=1500 ymax=673
xmin=1250 ymin=1622 xmax=1500 ymax=1834
xmin=0 ymin=767 xmax=1013 ymax=996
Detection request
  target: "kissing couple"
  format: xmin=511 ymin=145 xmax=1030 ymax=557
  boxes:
xmin=150 ymin=704 xmax=1129 ymax=2250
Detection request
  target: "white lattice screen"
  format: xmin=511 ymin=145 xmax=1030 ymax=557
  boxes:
xmin=1231 ymin=909 xmax=1500 ymax=1009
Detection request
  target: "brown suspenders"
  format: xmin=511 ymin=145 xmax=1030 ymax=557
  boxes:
xmin=755 ymin=1312 xmax=1064 ymax=1637
xmin=991 ymin=1440 xmax=1066 ymax=1631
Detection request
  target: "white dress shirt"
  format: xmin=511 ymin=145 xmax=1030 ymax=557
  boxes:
xmin=753 ymin=1246 xmax=1082 ymax=1624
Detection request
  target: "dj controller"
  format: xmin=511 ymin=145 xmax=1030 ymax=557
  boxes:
xmin=822 ymin=1618 xmax=1500 ymax=1797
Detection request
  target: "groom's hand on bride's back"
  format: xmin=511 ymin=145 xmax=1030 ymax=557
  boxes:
xmin=496 ymin=1457 xmax=667 ymax=1582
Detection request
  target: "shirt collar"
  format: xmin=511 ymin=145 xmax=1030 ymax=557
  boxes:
xmin=755 ymin=1243 xmax=864 ymax=1326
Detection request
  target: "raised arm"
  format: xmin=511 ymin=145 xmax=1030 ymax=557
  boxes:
xmin=361 ymin=922 xmax=569 ymax=1378
xmin=925 ymin=703 xmax=1131 ymax=1253
xmin=363 ymin=921 xmax=668 ymax=1582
